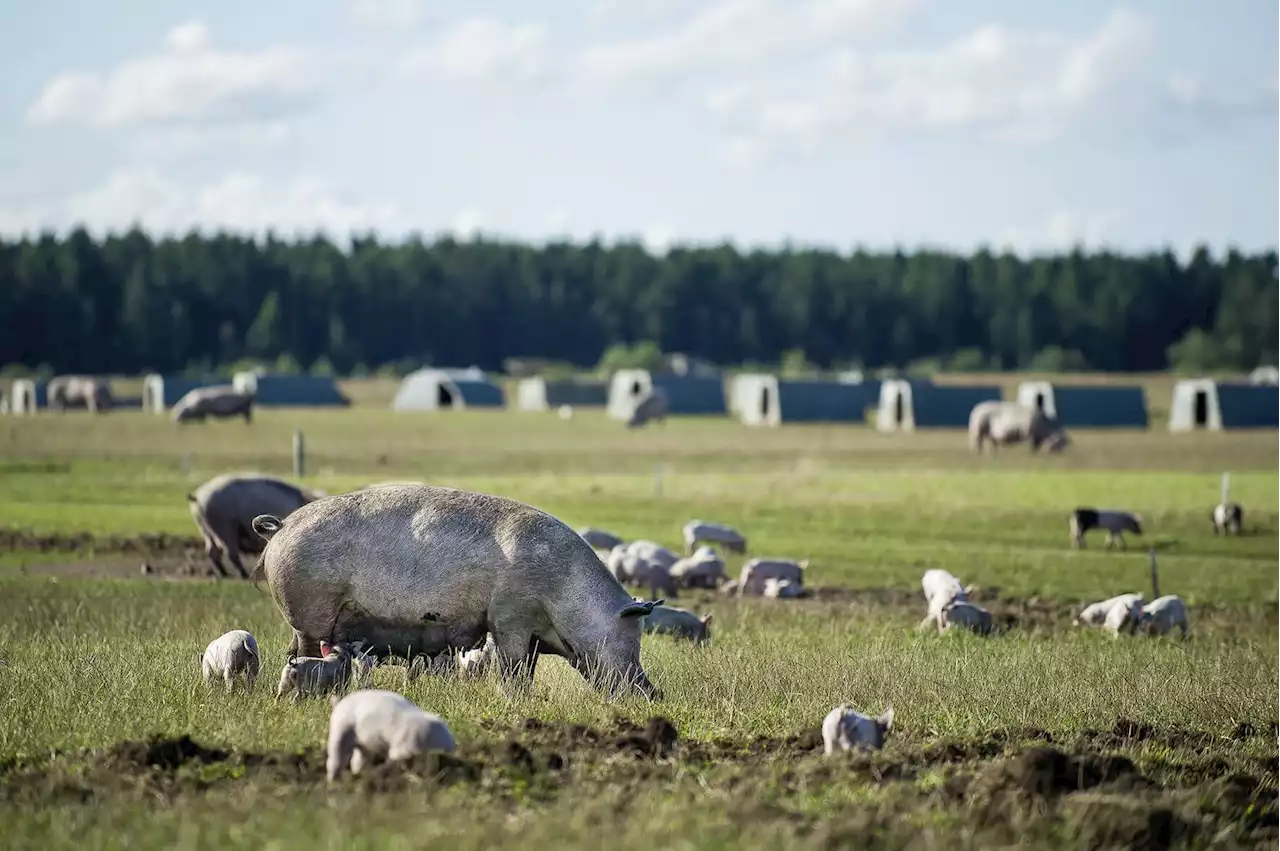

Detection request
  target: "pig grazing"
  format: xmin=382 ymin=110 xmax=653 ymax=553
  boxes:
xmin=969 ymin=400 xmax=1069 ymax=455
xmin=939 ymin=601 xmax=994 ymax=636
xmin=252 ymin=483 xmax=664 ymax=700
xmin=737 ymin=557 xmax=808 ymax=596
xmin=1211 ymin=503 xmax=1243 ymax=536
xmin=669 ymin=546 xmax=727 ymax=589
xmin=171 ymin=384 xmax=255 ymax=424
xmin=641 ymin=605 xmax=712 ymax=644
xmin=47 ymin=375 xmax=114 ymax=414
xmin=1076 ymin=593 xmax=1143 ymax=628
xmin=276 ymin=644 xmax=358 ymax=700
xmin=921 ymin=569 xmax=967 ymax=609
xmin=326 ymin=689 xmax=456 ymax=781
xmin=918 ymin=569 xmax=970 ymax=631
xmin=200 ymin=629 xmax=260 ymax=691
xmin=579 ymin=527 xmax=625 ymax=551
xmin=188 ymin=473 xmax=323 ymax=579
xmin=682 ymin=520 xmax=746 ymax=555
xmin=822 ymin=704 xmax=895 ymax=754
xmin=626 ymin=388 xmax=668 ymax=428
xmin=1070 ymin=508 xmax=1143 ymax=549
xmin=1102 ymin=595 xmax=1145 ymax=637
xmin=607 ymin=543 xmax=679 ymax=599
xmin=1138 ymin=595 xmax=1189 ymax=638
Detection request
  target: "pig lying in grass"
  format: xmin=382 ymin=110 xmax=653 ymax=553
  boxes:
xmin=326 ymin=689 xmax=456 ymax=781
xmin=200 ymin=629 xmax=260 ymax=691
xmin=822 ymin=704 xmax=895 ymax=754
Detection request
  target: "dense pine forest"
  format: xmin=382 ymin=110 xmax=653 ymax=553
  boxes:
xmin=0 ymin=228 xmax=1275 ymax=376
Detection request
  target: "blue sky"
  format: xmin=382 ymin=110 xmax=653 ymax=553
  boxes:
xmin=0 ymin=0 xmax=1275 ymax=256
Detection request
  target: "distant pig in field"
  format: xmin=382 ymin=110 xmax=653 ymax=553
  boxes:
xmin=252 ymin=483 xmax=665 ymax=701
xmin=187 ymin=472 xmax=324 ymax=579
xmin=47 ymin=375 xmax=114 ymax=414
xmin=626 ymin=388 xmax=668 ymax=428
xmin=1102 ymin=595 xmax=1145 ymax=637
xmin=1211 ymin=503 xmax=1243 ymax=536
xmin=969 ymin=400 xmax=1069 ymax=455
xmin=200 ymin=629 xmax=260 ymax=691
xmin=171 ymin=384 xmax=255 ymax=424
xmin=275 ymin=644 xmax=358 ymax=700
xmin=1076 ymin=593 xmax=1144 ymax=628
xmin=682 ymin=520 xmax=746 ymax=555
xmin=822 ymin=704 xmax=895 ymax=754
xmin=939 ymin=601 xmax=994 ymax=636
xmin=737 ymin=557 xmax=808 ymax=596
xmin=763 ymin=577 xmax=804 ymax=599
xmin=1070 ymin=508 xmax=1143 ymax=550
xmin=1138 ymin=595 xmax=1189 ymax=638
xmin=579 ymin=527 xmax=625 ymax=551
xmin=326 ymin=689 xmax=456 ymax=781
xmin=641 ymin=605 xmax=713 ymax=644
xmin=669 ymin=546 xmax=727 ymax=589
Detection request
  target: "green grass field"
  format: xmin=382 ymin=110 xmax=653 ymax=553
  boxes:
xmin=0 ymin=393 xmax=1276 ymax=849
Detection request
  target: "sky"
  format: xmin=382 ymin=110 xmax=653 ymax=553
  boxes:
xmin=0 ymin=0 xmax=1276 ymax=256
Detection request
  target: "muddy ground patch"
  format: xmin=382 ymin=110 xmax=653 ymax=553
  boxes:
xmin=2 ymin=717 xmax=1274 ymax=848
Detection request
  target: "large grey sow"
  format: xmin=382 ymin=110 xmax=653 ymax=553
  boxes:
xmin=252 ymin=484 xmax=663 ymax=700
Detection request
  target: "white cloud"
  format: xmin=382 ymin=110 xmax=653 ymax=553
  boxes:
xmin=575 ymin=0 xmax=919 ymax=86
xmin=349 ymin=0 xmax=428 ymax=29
xmin=401 ymin=18 xmax=549 ymax=82
xmin=0 ymin=170 xmax=402 ymax=237
xmin=997 ymin=210 xmax=1121 ymax=255
xmin=27 ymin=22 xmax=315 ymax=127
xmin=165 ymin=20 xmax=212 ymax=52
xmin=708 ymin=8 xmax=1155 ymax=163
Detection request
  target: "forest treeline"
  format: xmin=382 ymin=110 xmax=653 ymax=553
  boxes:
xmin=0 ymin=228 xmax=1275 ymax=377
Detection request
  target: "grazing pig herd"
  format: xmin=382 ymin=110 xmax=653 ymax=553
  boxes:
xmin=174 ymin=471 xmax=1226 ymax=769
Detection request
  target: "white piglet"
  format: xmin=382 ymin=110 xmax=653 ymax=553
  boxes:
xmin=1102 ymin=595 xmax=1145 ymax=637
xmin=1077 ymin=593 xmax=1144 ymax=628
xmin=822 ymin=704 xmax=895 ymax=754
xmin=326 ymin=689 xmax=457 ymax=781
xmin=200 ymin=629 xmax=260 ymax=692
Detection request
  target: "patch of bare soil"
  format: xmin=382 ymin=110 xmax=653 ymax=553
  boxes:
xmin=0 ymin=529 xmax=201 ymax=558
xmin=2 ymin=716 xmax=1273 ymax=848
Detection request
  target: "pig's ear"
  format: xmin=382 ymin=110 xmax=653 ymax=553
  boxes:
xmin=878 ymin=705 xmax=895 ymax=732
xmin=701 ymin=613 xmax=713 ymax=626
xmin=619 ymin=599 xmax=661 ymax=618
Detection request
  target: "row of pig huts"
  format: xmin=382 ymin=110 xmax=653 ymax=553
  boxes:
xmin=7 ymin=371 xmax=351 ymax=414
xmin=394 ymin=367 xmax=1275 ymax=432
xmin=7 ymin=366 xmax=1276 ymax=432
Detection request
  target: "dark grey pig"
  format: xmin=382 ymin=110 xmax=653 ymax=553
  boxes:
xmin=252 ymin=484 xmax=664 ymax=700
xmin=188 ymin=473 xmax=325 ymax=579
